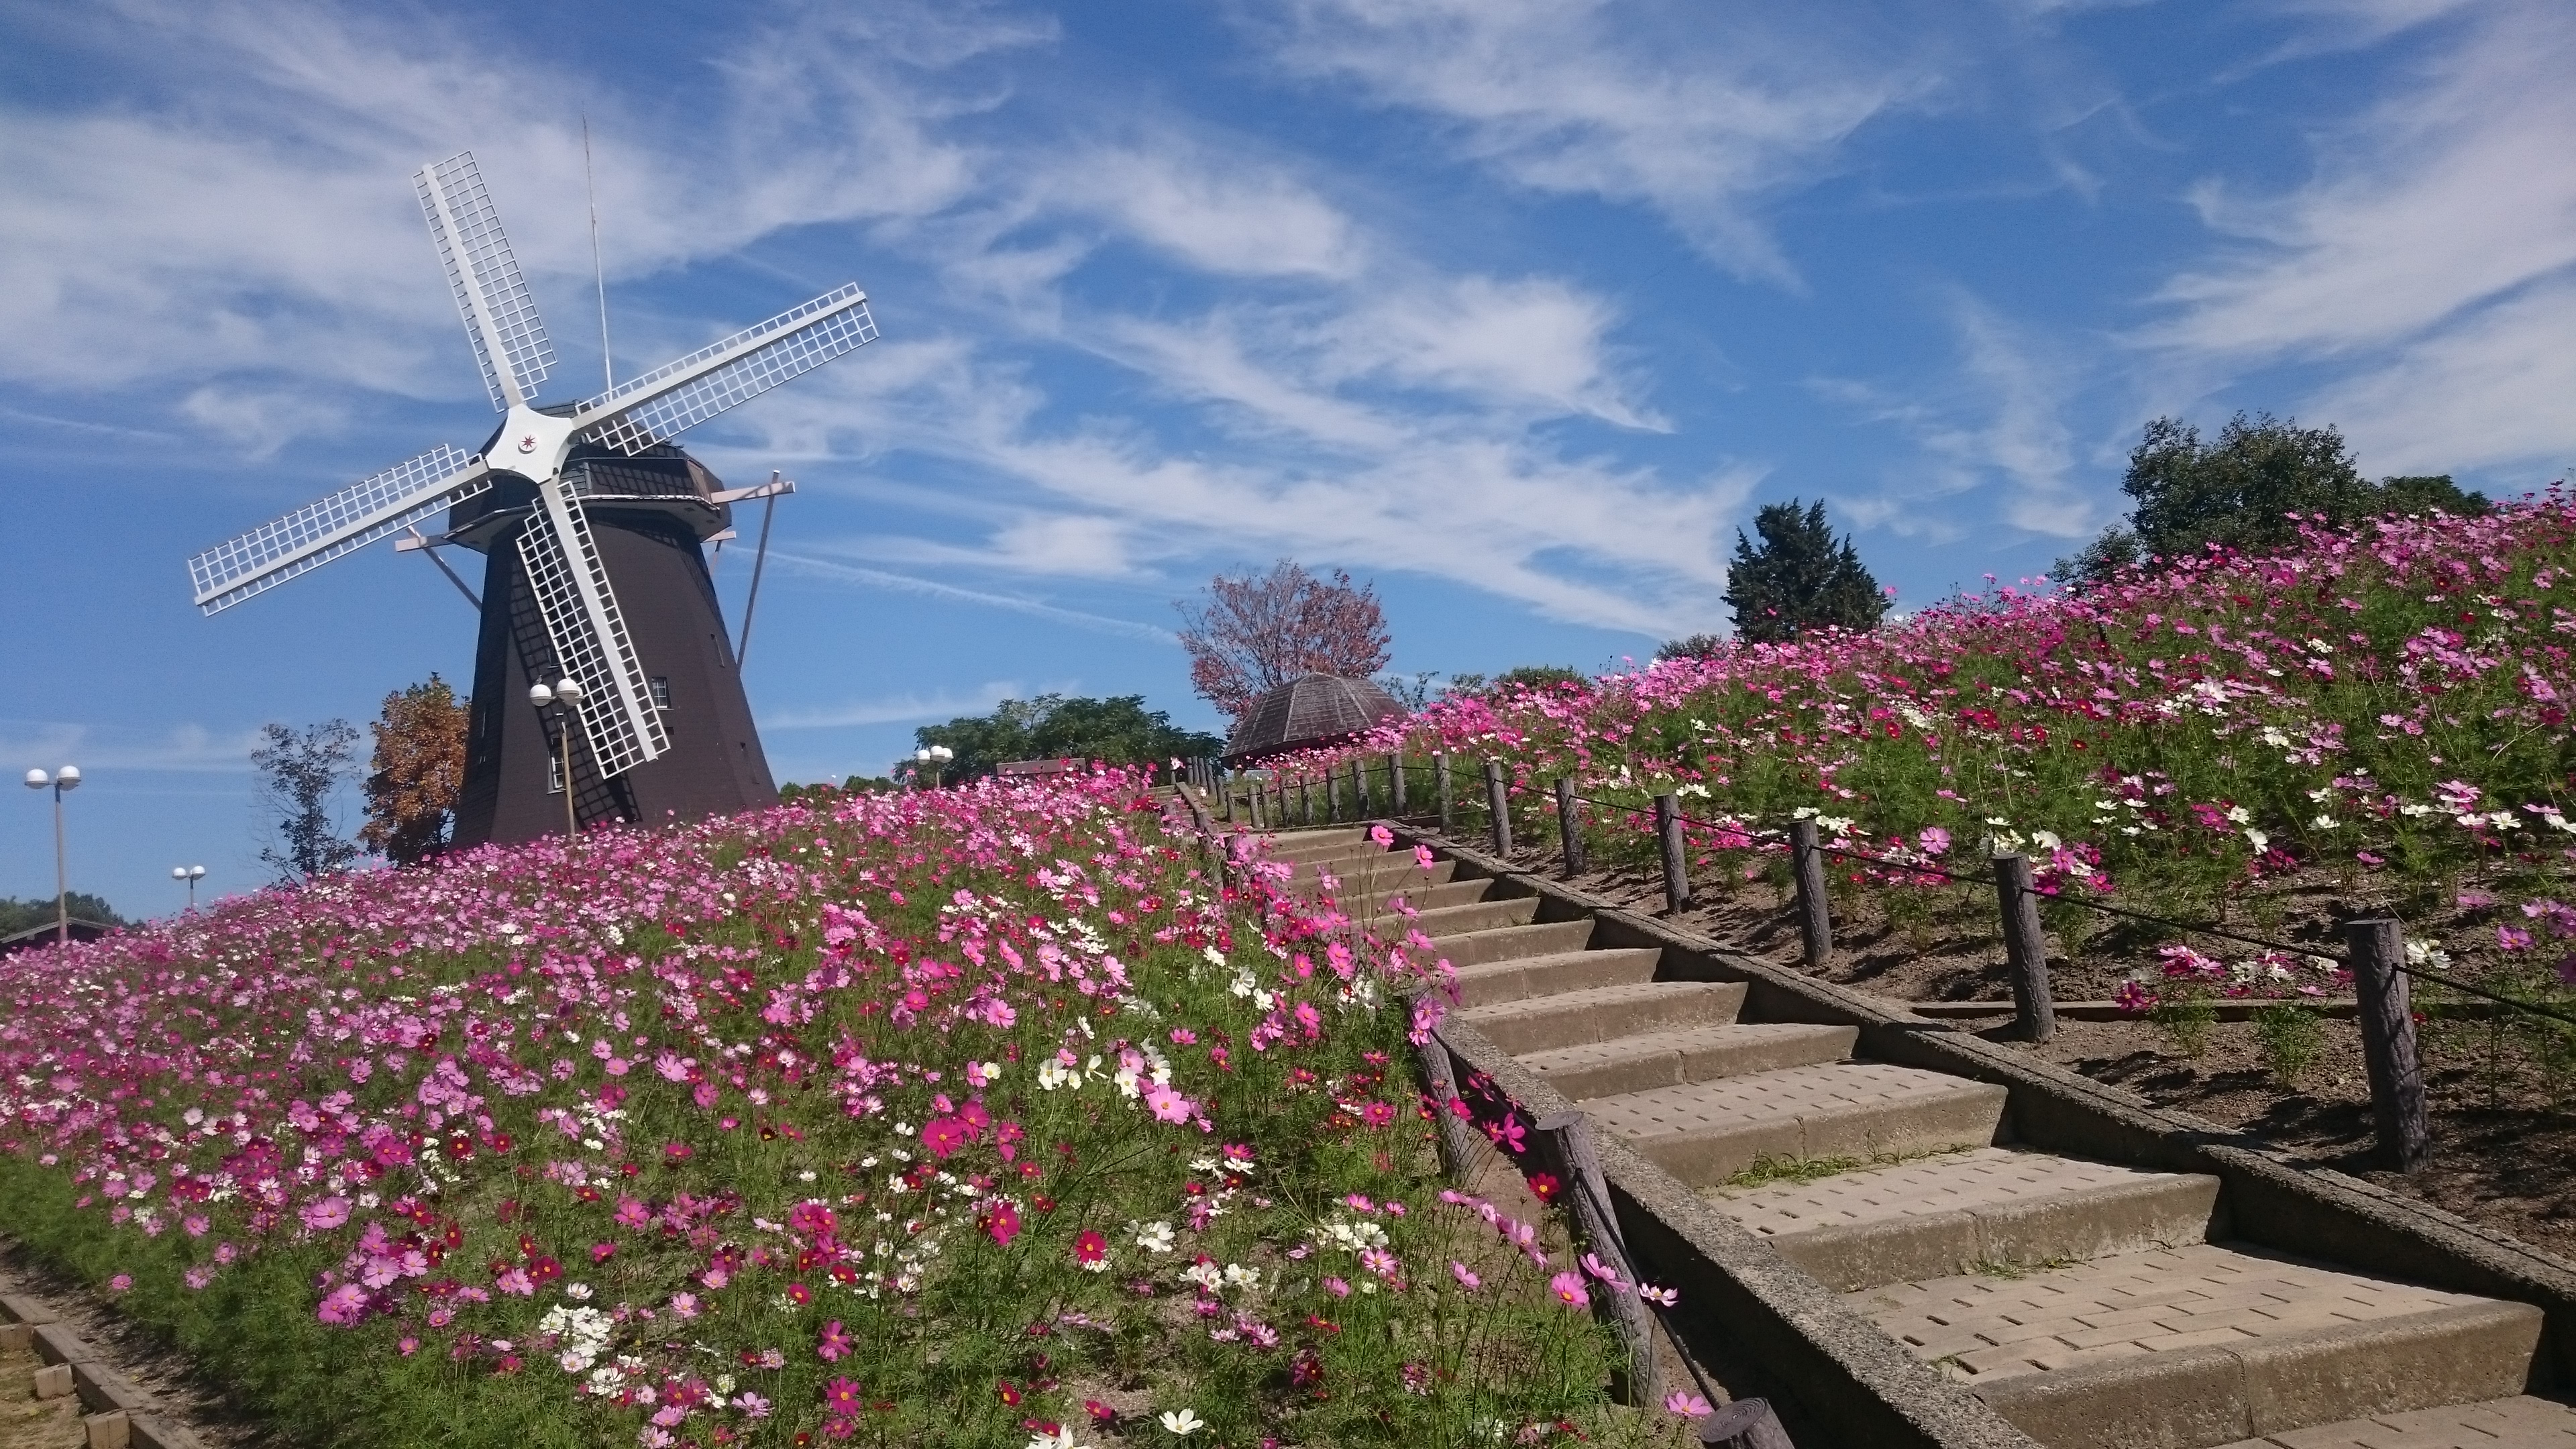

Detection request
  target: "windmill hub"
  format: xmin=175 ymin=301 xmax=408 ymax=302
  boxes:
xmin=486 ymin=403 xmax=584 ymax=486
xmin=184 ymin=149 xmax=880 ymax=848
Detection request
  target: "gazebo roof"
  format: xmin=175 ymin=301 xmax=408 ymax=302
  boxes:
xmin=1223 ymin=674 xmax=1403 ymax=764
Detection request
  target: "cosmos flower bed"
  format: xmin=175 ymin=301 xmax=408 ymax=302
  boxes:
xmin=0 ymin=774 xmax=1645 ymax=1448
xmin=1287 ymin=497 xmax=2576 ymax=1018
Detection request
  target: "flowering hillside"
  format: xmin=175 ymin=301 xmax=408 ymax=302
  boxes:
xmin=1301 ymin=496 xmax=2576 ymax=1008
xmin=0 ymin=777 xmax=1640 ymax=1448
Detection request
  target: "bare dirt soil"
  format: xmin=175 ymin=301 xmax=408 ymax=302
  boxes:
xmin=0 ymin=1336 xmax=82 ymax=1449
xmin=0 ymin=1249 xmax=274 ymax=1449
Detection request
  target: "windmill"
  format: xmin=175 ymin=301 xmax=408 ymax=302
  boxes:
xmin=186 ymin=151 xmax=875 ymax=847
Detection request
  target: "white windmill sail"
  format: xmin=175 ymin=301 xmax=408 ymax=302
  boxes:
xmin=189 ymin=445 xmax=492 ymax=614
xmin=575 ymin=284 xmax=875 ymax=455
xmin=417 ymin=152 xmax=554 ymax=411
xmin=516 ymin=488 xmax=668 ymax=777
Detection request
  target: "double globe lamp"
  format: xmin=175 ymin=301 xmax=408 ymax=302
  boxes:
xmin=22 ymin=765 xmax=80 ymax=944
xmin=528 ymin=678 xmax=587 ymax=836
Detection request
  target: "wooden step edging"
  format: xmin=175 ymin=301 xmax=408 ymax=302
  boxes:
xmin=0 ymin=1293 xmax=205 ymax=1449
xmin=1397 ymin=825 xmax=2576 ymax=1404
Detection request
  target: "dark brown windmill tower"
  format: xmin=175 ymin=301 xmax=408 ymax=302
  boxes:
xmin=185 ymin=152 xmax=877 ymax=847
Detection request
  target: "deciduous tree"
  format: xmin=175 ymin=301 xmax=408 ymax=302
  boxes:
xmin=253 ymin=719 xmax=362 ymax=883
xmin=2055 ymin=413 xmax=2490 ymax=586
xmin=911 ymin=696 xmax=1224 ymax=782
xmin=1176 ymin=561 xmax=1391 ymax=722
xmin=361 ymin=674 xmax=468 ymax=866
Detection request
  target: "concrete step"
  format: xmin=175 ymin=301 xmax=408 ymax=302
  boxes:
xmin=2211 ymin=1395 xmax=2576 ymax=1448
xmin=1428 ymin=918 xmax=1595 ymax=968
xmin=1452 ymin=947 xmax=1663 ymax=1010
xmin=1852 ymin=1242 xmax=2545 ymax=1449
xmin=1525 ymin=1021 xmax=1856 ymax=1098
xmin=1587 ymin=1062 xmax=2007 ymax=1185
xmin=1460 ymin=981 xmax=1746 ymax=1055
xmin=1409 ymin=896 xmax=1542 ymax=937
xmin=1338 ymin=877 xmax=1494 ymax=917
xmin=1261 ymin=830 xmax=1378 ymax=863
xmin=1708 ymin=1146 xmax=2218 ymax=1292
xmin=1293 ymin=855 xmax=1455 ymax=890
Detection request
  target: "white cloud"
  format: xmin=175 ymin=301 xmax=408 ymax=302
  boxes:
xmin=2143 ymin=1 xmax=2576 ymax=362
xmin=1047 ymin=146 xmax=1364 ymax=279
xmin=1815 ymin=297 xmax=2094 ymax=540
xmin=763 ymin=680 xmax=1027 ymax=730
xmin=1250 ymin=0 xmax=1927 ymax=283
xmin=2308 ymin=277 xmax=2576 ymax=478
xmin=765 ymin=550 xmax=1177 ymax=641
xmin=3 ymin=720 xmax=266 ymax=774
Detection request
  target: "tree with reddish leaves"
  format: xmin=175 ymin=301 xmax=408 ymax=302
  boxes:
xmin=1176 ymin=561 xmax=1392 ymax=722
xmin=360 ymin=674 xmax=468 ymax=867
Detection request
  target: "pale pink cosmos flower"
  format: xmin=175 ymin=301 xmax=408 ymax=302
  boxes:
xmin=315 ymin=1283 xmax=368 ymax=1324
xmin=1450 ymin=1261 xmax=1480 ymax=1291
xmin=300 ymin=1196 xmax=352 ymax=1232
xmin=1548 ymin=1271 xmax=1590 ymax=1309
xmin=1144 ymin=1085 xmax=1195 ymax=1124
xmin=1664 ymin=1390 xmax=1714 ymax=1417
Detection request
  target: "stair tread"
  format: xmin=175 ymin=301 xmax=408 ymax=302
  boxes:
xmin=1460 ymin=980 xmax=1733 ymax=1024
xmin=1453 ymin=947 xmax=1661 ymax=981
xmin=1853 ymin=1242 xmax=2534 ymax=1389
xmin=2211 ymin=1395 xmax=2576 ymax=1448
xmin=1588 ymin=1061 xmax=2004 ymax=1138
xmin=1523 ymin=1020 xmax=1849 ymax=1072
xmin=1708 ymin=1145 xmax=2212 ymax=1238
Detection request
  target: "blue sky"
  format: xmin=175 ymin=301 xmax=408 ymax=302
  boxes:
xmin=5 ymin=0 xmax=2571 ymax=920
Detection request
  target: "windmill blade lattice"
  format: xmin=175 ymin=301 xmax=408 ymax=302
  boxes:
xmin=189 ymin=445 xmax=492 ymax=614
xmin=578 ymin=284 xmax=874 ymax=456
xmin=516 ymin=490 xmax=669 ymax=778
xmin=417 ymin=152 xmax=554 ymax=411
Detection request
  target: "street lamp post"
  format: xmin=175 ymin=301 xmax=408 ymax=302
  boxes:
xmin=172 ymin=865 xmax=207 ymax=912
xmin=529 ymin=678 xmax=588 ymax=837
xmin=913 ymin=744 xmax=955 ymax=788
xmin=22 ymin=765 xmax=81 ymax=943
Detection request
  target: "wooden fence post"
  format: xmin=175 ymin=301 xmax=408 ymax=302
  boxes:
xmin=1411 ymin=1002 xmax=1483 ymax=1178
xmin=1219 ymin=780 xmax=1235 ymax=823
xmin=1554 ymin=777 xmax=1587 ymax=876
xmin=1532 ymin=1111 xmax=1663 ymax=1408
xmin=2347 ymin=918 xmax=2429 ymax=1172
xmin=1697 ymin=1399 xmax=1795 ymax=1449
xmin=1992 ymin=853 xmax=2055 ymax=1043
xmin=1788 ymin=819 xmax=1833 ymax=969
xmin=1297 ymin=775 xmax=1311 ymax=826
xmin=1248 ymin=782 xmax=1267 ymax=830
xmin=1389 ymin=753 xmax=1407 ymax=815
xmin=1483 ymin=759 xmax=1513 ymax=855
xmin=1435 ymin=753 xmax=1454 ymax=832
xmin=1654 ymin=794 xmax=1693 ymax=912
xmin=1355 ymin=758 xmax=1373 ymax=818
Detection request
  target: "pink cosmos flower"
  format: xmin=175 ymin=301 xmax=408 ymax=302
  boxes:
xmin=1450 ymin=1261 xmax=1480 ymax=1291
xmin=921 ymin=1117 xmax=969 ymax=1160
xmin=1664 ymin=1391 xmax=1714 ymax=1417
xmin=1549 ymin=1271 xmax=1591 ymax=1309
xmin=985 ymin=1203 xmax=1022 ymax=1247
xmin=107 ymin=1274 xmax=132 ymax=1293
xmin=1580 ymin=1251 xmax=1623 ymax=1287
xmin=1323 ymin=1277 xmax=1350 ymax=1297
xmin=1144 ymin=1085 xmax=1195 ymax=1124
xmin=300 ymin=1195 xmax=352 ymax=1232
xmin=1073 ymin=1230 xmax=1108 ymax=1268
xmin=817 ymin=1320 xmax=853 ymax=1361
xmin=1359 ymin=1102 xmax=1396 ymax=1128
xmin=316 ymin=1283 xmax=369 ymax=1324
xmin=494 ymin=1267 xmax=534 ymax=1297
xmin=668 ymin=1293 xmax=699 ymax=1320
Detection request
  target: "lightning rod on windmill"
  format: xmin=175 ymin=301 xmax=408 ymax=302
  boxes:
xmin=184 ymin=150 xmax=874 ymax=844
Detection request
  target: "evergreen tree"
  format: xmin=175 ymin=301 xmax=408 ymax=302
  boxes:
xmin=1721 ymin=500 xmax=1891 ymax=644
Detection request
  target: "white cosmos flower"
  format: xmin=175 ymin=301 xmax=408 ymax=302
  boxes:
xmin=1160 ymin=1408 xmax=1205 ymax=1435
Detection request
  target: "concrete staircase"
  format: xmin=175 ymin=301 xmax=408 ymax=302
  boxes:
xmin=1245 ymin=824 xmax=2576 ymax=1449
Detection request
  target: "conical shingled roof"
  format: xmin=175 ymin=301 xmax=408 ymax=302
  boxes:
xmin=1222 ymin=674 xmax=1403 ymax=765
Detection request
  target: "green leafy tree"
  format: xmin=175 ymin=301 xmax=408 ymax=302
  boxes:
xmin=1489 ymin=665 xmax=1589 ymax=693
xmin=2056 ymin=414 xmax=2490 ymax=585
xmin=1655 ymin=633 xmax=1724 ymax=662
xmin=0 ymin=893 xmax=122 ymax=936
xmin=912 ymin=696 xmax=1224 ymax=782
xmin=253 ymin=720 xmax=363 ymax=883
xmin=1721 ymin=500 xmax=1892 ymax=644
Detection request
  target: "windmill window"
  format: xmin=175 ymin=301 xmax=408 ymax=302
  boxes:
xmin=649 ymin=677 xmax=672 ymax=708
xmin=547 ymin=753 xmax=565 ymax=794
